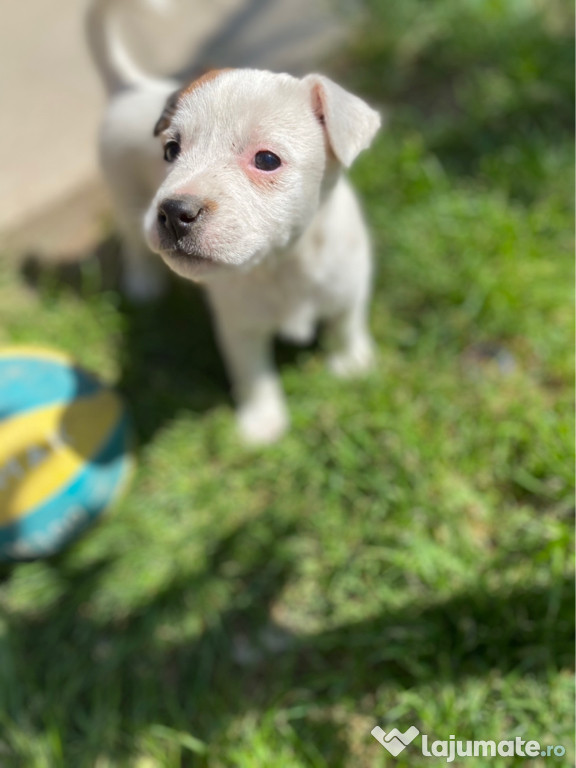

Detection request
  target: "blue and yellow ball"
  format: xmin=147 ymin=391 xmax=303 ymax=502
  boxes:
xmin=0 ymin=347 xmax=132 ymax=561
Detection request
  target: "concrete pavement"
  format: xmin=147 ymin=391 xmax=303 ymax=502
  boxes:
xmin=0 ymin=0 xmax=344 ymax=258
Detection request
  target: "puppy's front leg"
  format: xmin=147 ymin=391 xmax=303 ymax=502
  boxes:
xmin=326 ymin=301 xmax=376 ymax=378
xmin=215 ymin=320 xmax=288 ymax=445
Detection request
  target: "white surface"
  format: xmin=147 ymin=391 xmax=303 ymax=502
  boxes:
xmin=0 ymin=0 xmax=343 ymax=243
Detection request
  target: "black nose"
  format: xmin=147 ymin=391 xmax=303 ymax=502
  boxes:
xmin=157 ymin=195 xmax=204 ymax=241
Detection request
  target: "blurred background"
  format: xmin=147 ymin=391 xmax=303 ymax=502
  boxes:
xmin=0 ymin=0 xmax=574 ymax=766
xmin=0 ymin=0 xmax=343 ymax=257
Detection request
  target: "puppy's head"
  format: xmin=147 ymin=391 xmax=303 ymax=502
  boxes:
xmin=145 ymin=69 xmax=380 ymax=281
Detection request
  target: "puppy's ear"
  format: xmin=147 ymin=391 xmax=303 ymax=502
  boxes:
xmin=153 ymin=89 xmax=182 ymax=136
xmin=303 ymin=75 xmax=381 ymax=167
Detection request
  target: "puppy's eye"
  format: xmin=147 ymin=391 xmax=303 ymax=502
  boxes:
xmin=164 ymin=141 xmax=181 ymax=162
xmin=254 ymin=150 xmax=281 ymax=171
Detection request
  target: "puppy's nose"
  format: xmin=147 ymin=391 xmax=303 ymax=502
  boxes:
xmin=157 ymin=195 xmax=204 ymax=241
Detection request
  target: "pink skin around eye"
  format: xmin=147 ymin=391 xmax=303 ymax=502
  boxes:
xmin=240 ymin=147 xmax=284 ymax=186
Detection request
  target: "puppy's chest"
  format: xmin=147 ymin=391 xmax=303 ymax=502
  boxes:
xmin=257 ymin=242 xmax=333 ymax=319
xmin=208 ymin=179 xmax=362 ymax=330
xmin=210 ymin=244 xmax=331 ymax=332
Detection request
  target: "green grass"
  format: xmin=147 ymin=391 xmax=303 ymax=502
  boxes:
xmin=0 ymin=0 xmax=574 ymax=765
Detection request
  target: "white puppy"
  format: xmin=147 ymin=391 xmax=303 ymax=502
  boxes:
xmin=87 ymin=0 xmax=381 ymax=444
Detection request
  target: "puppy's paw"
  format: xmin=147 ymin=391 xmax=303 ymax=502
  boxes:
xmin=237 ymin=399 xmax=289 ymax=446
xmin=328 ymin=337 xmax=376 ymax=378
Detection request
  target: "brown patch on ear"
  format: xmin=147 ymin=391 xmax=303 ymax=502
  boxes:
xmin=153 ymin=70 xmax=234 ymax=137
xmin=181 ymin=68 xmax=234 ymax=97
xmin=153 ymin=89 xmax=183 ymax=136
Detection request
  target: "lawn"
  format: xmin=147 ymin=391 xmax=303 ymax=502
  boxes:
xmin=0 ymin=0 xmax=573 ymax=766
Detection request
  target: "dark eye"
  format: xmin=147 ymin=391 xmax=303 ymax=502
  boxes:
xmin=254 ymin=150 xmax=281 ymax=171
xmin=164 ymin=141 xmax=181 ymax=162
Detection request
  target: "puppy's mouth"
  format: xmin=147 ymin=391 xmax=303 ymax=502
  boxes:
xmin=162 ymin=247 xmax=210 ymax=265
xmin=159 ymin=245 xmax=224 ymax=280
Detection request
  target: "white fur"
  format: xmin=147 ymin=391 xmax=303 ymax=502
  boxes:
xmin=87 ymin=0 xmax=381 ymax=444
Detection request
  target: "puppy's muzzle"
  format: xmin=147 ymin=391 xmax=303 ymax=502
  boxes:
xmin=157 ymin=194 xmax=205 ymax=243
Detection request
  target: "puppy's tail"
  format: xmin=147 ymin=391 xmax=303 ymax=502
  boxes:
xmin=86 ymin=0 xmax=171 ymax=93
